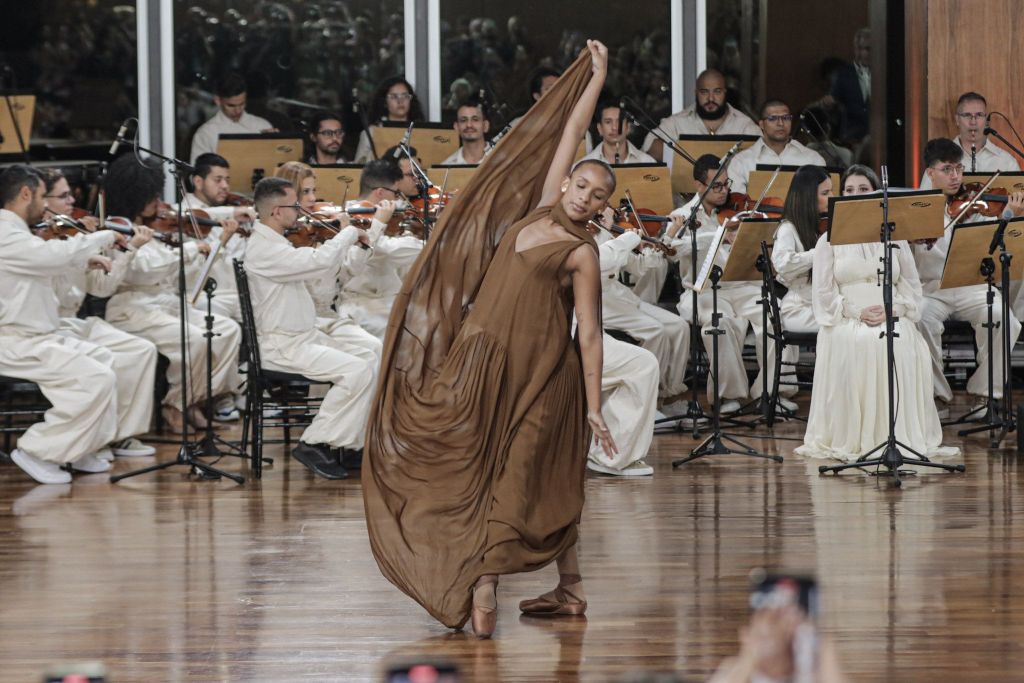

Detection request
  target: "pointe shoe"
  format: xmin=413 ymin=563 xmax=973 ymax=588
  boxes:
xmin=471 ymin=576 xmax=498 ymax=639
xmin=519 ymin=573 xmax=587 ymax=616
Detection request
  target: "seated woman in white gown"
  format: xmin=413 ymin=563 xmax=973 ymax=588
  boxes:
xmin=796 ymin=165 xmax=959 ymax=462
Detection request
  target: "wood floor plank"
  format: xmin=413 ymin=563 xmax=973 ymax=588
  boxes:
xmin=0 ymin=399 xmax=1022 ymax=682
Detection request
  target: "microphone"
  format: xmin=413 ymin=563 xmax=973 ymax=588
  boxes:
xmin=394 ymin=122 xmax=414 ymax=159
xmin=984 ymin=126 xmax=996 ymax=137
xmin=617 ymin=99 xmax=626 ymax=138
xmin=108 ymin=120 xmax=130 ymax=156
xmin=971 ymin=144 xmax=977 ymax=173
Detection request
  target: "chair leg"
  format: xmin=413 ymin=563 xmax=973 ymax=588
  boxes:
xmin=253 ymin=391 xmax=263 ymax=479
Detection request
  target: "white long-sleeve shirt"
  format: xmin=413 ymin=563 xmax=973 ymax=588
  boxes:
xmin=728 ymin=138 xmax=827 ymax=194
xmin=244 ymin=221 xmax=360 ymax=335
xmin=55 ymin=244 xmax=137 ymax=318
xmin=642 ymin=104 xmax=761 ymax=157
xmin=0 ymin=209 xmax=115 ymax=335
xmin=189 ymin=110 xmax=273 ymax=164
xmin=582 ymin=141 xmax=656 ymax=165
xmin=772 ymin=220 xmax=815 ymax=309
xmin=919 ymin=136 xmax=1021 ymax=189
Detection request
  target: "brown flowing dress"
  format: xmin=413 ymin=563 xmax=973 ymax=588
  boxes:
xmin=362 ymin=51 xmax=598 ymax=629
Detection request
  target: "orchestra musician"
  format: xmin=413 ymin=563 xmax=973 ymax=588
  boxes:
xmin=582 ymin=100 xmax=656 ymax=165
xmin=336 ymin=159 xmax=424 ymax=340
xmin=642 ymin=69 xmax=760 ymax=162
xmin=797 ymin=164 xmax=958 ymax=462
xmin=243 ymin=176 xmax=378 ymax=480
xmin=727 ymin=100 xmax=827 ymax=194
xmin=0 ymin=165 xmax=122 ymax=483
xmin=913 ymin=138 xmax=1024 ymax=416
xmin=440 ymin=98 xmax=492 ymax=165
xmin=306 ymin=111 xmax=349 ymax=166
xmin=919 ymin=92 xmax=1020 ymax=189
xmin=355 ymin=77 xmax=426 ymax=163
xmin=189 ymin=72 xmax=276 ymax=164
xmin=668 ymin=154 xmax=795 ymax=414
xmin=42 ymin=168 xmax=160 ymax=460
xmin=271 ymin=161 xmax=382 ymax=367
xmin=592 ymin=202 xmax=691 ymax=411
xmin=102 ymin=155 xmax=243 ymax=434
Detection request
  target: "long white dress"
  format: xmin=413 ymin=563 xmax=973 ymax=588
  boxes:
xmin=796 ymin=234 xmax=959 ymax=462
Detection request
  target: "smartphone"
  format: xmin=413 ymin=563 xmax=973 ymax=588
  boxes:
xmin=384 ymin=661 xmax=460 ymax=683
xmin=748 ymin=568 xmax=818 ymax=618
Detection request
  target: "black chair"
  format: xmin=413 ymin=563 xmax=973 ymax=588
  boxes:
xmin=233 ymin=259 xmax=329 ymax=478
xmin=0 ymin=376 xmax=50 ymax=455
xmin=764 ymin=275 xmax=816 ymax=423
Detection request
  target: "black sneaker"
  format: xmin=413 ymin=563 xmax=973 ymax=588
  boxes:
xmin=341 ymin=448 xmax=363 ymax=470
xmin=292 ymin=442 xmax=348 ymax=480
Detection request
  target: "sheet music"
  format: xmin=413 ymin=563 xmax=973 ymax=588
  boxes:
xmin=189 ymin=240 xmax=222 ymax=306
xmin=691 ymin=223 xmax=728 ymax=293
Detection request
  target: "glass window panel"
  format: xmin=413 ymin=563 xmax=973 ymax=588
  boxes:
xmin=174 ymin=0 xmax=405 ymax=162
xmin=0 ymin=1 xmax=139 ymax=144
xmin=440 ymin=1 xmax=673 ymax=143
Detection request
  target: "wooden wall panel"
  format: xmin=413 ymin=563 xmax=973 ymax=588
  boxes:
xmin=925 ymin=0 xmax=1024 ymax=167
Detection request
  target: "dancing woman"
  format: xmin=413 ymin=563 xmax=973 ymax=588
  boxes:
xmin=363 ymin=41 xmax=617 ymax=638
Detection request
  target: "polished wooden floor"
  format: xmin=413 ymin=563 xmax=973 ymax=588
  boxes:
xmin=1 ymin=397 xmax=1022 ymax=682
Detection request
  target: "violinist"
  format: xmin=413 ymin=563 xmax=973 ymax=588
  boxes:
xmin=913 ymin=138 xmax=1023 ymax=415
xmin=582 ymin=100 xmax=656 ymax=166
xmin=583 ymin=160 xmax=691 ymax=411
xmin=244 ymin=177 xmax=377 ymax=479
xmin=41 ymin=168 xmax=160 ymax=460
xmin=355 ymin=77 xmax=426 ymax=163
xmin=336 ymin=159 xmax=423 ymax=340
xmin=642 ymin=69 xmax=760 ymax=162
xmin=440 ymin=99 xmax=492 ymax=165
xmin=271 ymin=161 xmax=383 ymax=367
xmin=0 ymin=165 xmax=124 ymax=484
xmin=306 ymin=111 xmax=349 ymax=166
xmin=189 ymin=72 xmax=276 ymax=164
xmin=102 ymin=155 xmax=243 ymax=435
xmin=727 ymin=99 xmax=827 ymax=194
xmin=669 ymin=155 xmax=793 ymax=414
xmin=920 ymin=92 xmax=1020 ymax=190
xmin=383 ymin=144 xmax=423 ymax=199
xmin=184 ymin=153 xmax=255 ymax=323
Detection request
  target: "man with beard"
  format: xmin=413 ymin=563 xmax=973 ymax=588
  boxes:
xmin=643 ymin=69 xmax=760 ymax=161
xmin=306 ymin=111 xmax=349 ymax=166
xmin=441 ymin=100 xmax=492 ymax=165
xmin=726 ymin=99 xmax=827 ymax=194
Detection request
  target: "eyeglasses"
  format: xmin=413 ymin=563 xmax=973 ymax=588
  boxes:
xmin=708 ymin=179 xmax=732 ymax=191
xmin=317 ymin=129 xmax=344 ymax=138
xmin=387 ymin=92 xmax=413 ymax=102
xmin=956 ymin=112 xmax=987 ymax=121
xmin=377 ymin=187 xmax=401 ymax=196
xmin=931 ymin=164 xmax=965 ymax=176
xmin=763 ymin=114 xmax=794 ymax=123
xmin=45 ymin=192 xmax=72 ymax=199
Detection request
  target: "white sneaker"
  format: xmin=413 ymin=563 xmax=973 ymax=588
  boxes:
xmin=69 ymin=452 xmax=112 ymax=474
xmin=720 ymin=399 xmax=741 ymax=414
xmin=11 ymin=449 xmax=72 ymax=485
xmin=660 ymin=399 xmax=690 ymax=416
xmin=214 ymin=407 xmax=240 ymax=422
xmin=263 ymin=407 xmax=283 ymax=418
xmin=587 ymin=459 xmax=654 ymax=477
xmin=778 ymin=397 xmax=799 ymax=412
xmin=111 ymin=438 xmax=156 ymax=458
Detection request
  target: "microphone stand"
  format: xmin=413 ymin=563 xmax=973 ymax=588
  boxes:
xmin=818 ymin=166 xmax=964 ymax=487
xmin=983 ymin=125 xmax=1024 ymax=159
xmin=110 ymin=133 xmax=242 ymax=484
xmin=652 ymin=140 xmax=743 ymax=436
xmin=399 ymin=142 xmax=437 ymax=242
xmin=352 ymin=93 xmax=378 ymax=160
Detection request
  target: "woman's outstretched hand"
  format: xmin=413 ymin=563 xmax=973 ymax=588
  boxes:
xmin=587 ymin=40 xmax=608 ymax=75
xmin=588 ymin=411 xmax=618 ymax=459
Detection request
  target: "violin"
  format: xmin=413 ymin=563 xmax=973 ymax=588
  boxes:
xmin=947 ymin=182 xmax=1009 ymax=220
xmin=588 ymin=215 xmax=675 ymax=255
xmin=818 ymin=213 xmax=830 ymax=235
xmin=34 ymin=212 xmax=178 ymax=246
xmin=144 ymin=201 xmax=214 ymax=237
xmin=402 ymin=189 xmax=455 ymax=230
xmin=225 ymin=192 xmax=254 ymax=207
xmin=613 ymin=191 xmax=676 ymax=256
xmin=717 ymin=192 xmax=785 ymax=226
